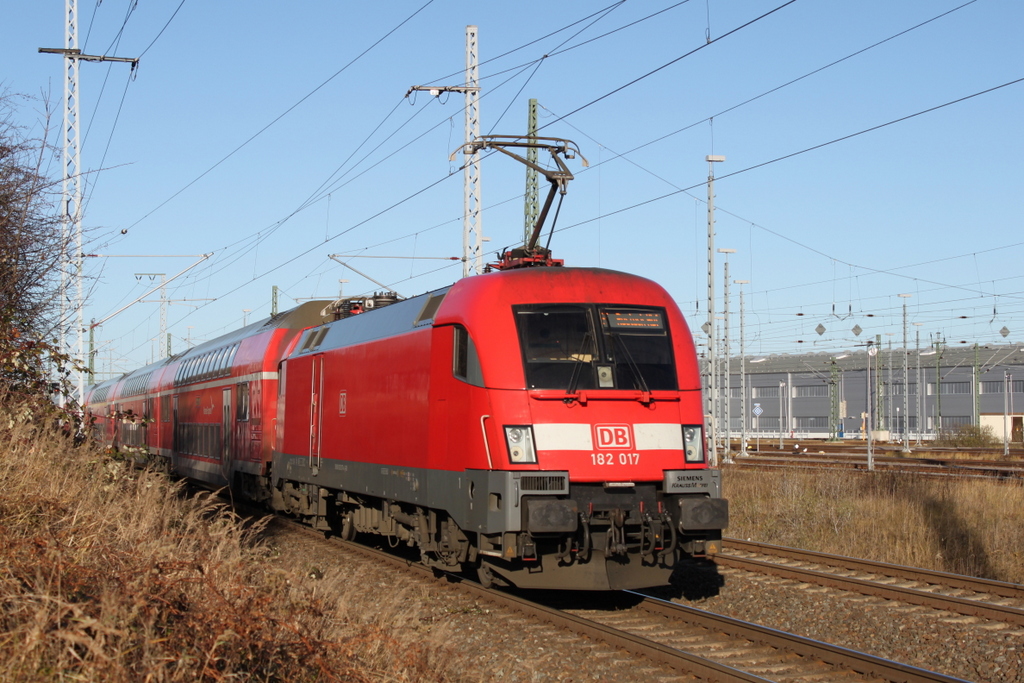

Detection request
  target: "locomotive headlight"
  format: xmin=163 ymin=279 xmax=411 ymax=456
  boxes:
xmin=682 ymin=425 xmax=704 ymax=463
xmin=504 ymin=425 xmax=537 ymax=464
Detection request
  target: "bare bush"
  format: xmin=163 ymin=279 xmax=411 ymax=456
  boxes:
xmin=935 ymin=423 xmax=999 ymax=448
xmin=0 ymin=409 xmax=457 ymax=682
xmin=0 ymin=91 xmax=77 ymax=426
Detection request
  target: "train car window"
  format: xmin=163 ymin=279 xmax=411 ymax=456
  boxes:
xmin=226 ymin=343 xmax=240 ymax=371
xmin=452 ymin=325 xmax=484 ymax=387
xmin=236 ymin=383 xmax=250 ymax=421
xmin=161 ymin=395 xmax=170 ymax=422
xmin=599 ymin=307 xmax=677 ymax=391
xmin=515 ymin=305 xmax=597 ymax=390
xmin=213 ymin=347 xmax=227 ymax=374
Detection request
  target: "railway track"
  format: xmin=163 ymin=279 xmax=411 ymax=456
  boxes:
xmin=561 ymin=593 xmax=967 ymax=683
xmin=727 ymin=451 xmax=1024 ymax=480
xmin=718 ymin=538 xmax=1024 ymax=627
xmin=267 ymin=514 xmax=970 ymax=682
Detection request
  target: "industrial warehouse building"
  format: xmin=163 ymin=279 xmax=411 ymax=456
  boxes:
xmin=715 ymin=343 xmax=1024 ymax=445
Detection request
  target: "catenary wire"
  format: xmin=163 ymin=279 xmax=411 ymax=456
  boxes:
xmin=117 ymin=0 xmax=438 ymax=235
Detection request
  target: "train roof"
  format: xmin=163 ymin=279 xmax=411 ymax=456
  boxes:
xmin=289 ymin=266 xmax=685 ymax=359
xmin=85 ymin=301 xmax=334 ymax=401
xmin=438 ymin=267 xmax=673 ymax=318
xmin=175 ymin=300 xmax=334 ymax=359
xmin=289 ymin=288 xmax=448 ymax=357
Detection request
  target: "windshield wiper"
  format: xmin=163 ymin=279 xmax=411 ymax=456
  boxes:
xmin=565 ymin=331 xmax=593 ymax=398
xmin=611 ymin=333 xmax=651 ymax=396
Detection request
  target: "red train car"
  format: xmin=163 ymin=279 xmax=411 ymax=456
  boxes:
xmin=84 ymin=302 xmax=332 ymax=481
xmin=86 ymin=267 xmax=728 ymax=590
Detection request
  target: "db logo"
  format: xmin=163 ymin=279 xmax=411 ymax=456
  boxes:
xmin=594 ymin=424 xmax=633 ymax=450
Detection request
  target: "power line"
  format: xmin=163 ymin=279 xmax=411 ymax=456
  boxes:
xmin=119 ymin=0 xmax=438 ymax=235
xmin=138 ymin=0 xmax=188 ymax=59
xmin=538 ymin=0 xmax=798 ymax=131
xmin=544 ymin=75 xmax=1024 ymax=261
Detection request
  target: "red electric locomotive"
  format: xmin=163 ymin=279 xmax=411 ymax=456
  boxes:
xmin=270 ymin=266 xmax=727 ymax=590
xmin=84 ymin=137 xmax=728 ymax=590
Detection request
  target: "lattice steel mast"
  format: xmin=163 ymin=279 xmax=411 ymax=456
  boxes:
xmin=407 ymin=26 xmax=483 ymax=277
xmin=40 ymin=0 xmax=137 ymax=404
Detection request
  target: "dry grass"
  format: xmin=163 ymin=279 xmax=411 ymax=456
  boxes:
xmin=724 ymin=467 xmax=1024 ymax=584
xmin=0 ymin=413 xmax=459 ymax=682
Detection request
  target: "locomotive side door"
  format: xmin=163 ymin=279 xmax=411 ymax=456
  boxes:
xmin=221 ymin=387 xmax=232 ymax=482
xmin=172 ymin=395 xmax=179 ymax=454
xmin=309 ymin=354 xmax=325 ymax=473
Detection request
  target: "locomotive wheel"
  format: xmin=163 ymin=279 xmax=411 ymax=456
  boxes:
xmin=477 ymin=563 xmax=495 ymax=589
xmin=339 ymin=514 xmax=355 ymax=541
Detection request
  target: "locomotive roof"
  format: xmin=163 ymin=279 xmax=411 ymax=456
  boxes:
xmin=441 ymin=266 xmax=669 ymax=311
xmin=290 ymin=266 xmax=681 ymax=358
xmin=290 ymin=288 xmax=448 ymax=357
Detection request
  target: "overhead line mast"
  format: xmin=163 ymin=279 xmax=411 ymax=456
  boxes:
xmin=524 ymin=99 xmax=540 ymax=245
xmin=407 ymin=26 xmax=483 ymax=277
xmin=40 ymin=0 xmax=138 ymax=405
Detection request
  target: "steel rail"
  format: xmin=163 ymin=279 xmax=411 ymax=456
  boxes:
xmin=630 ymin=594 xmax=969 ymax=683
xmin=716 ymin=550 xmax=1024 ymax=626
xmin=724 ymin=538 xmax=1024 ymax=600
xmin=727 ymin=455 xmax=1024 ymax=480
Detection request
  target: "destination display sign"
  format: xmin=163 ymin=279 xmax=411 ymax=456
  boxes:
xmin=604 ymin=309 xmax=665 ymax=331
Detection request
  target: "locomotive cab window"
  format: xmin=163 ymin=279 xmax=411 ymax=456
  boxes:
xmin=515 ymin=304 xmax=677 ymax=391
xmin=600 ymin=307 xmax=677 ymax=391
xmin=452 ymin=325 xmax=484 ymax=387
xmin=516 ymin=305 xmax=596 ymax=390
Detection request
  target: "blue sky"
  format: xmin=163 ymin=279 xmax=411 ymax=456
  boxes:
xmin=4 ymin=0 xmax=1022 ymax=377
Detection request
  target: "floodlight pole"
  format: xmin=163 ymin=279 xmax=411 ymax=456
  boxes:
xmin=735 ymin=280 xmax=750 ymax=455
xmin=899 ymin=294 xmax=912 ymax=452
xmin=778 ymin=381 xmax=785 ymax=450
xmin=705 ymin=155 xmax=725 ymax=465
xmin=867 ymin=340 xmax=876 ymax=471
xmin=1005 ymin=371 xmax=1011 ymax=457
xmin=719 ymin=248 xmax=736 ymax=462
xmin=921 ymin=325 xmax=929 ymax=446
